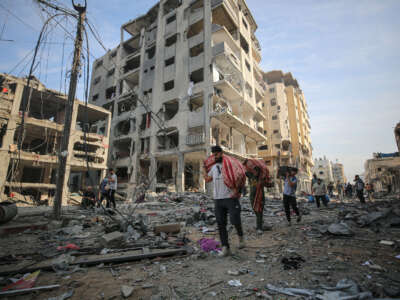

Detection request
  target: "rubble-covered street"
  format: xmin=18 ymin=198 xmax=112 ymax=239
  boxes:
xmin=1 ymin=194 xmax=400 ymax=300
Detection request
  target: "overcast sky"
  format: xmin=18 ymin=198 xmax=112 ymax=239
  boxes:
xmin=1 ymin=0 xmax=399 ymax=181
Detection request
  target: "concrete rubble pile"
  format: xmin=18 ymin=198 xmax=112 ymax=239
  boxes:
xmin=0 ymin=193 xmax=400 ymax=299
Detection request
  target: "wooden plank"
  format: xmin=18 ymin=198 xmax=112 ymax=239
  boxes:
xmin=0 ymin=248 xmax=186 ymax=276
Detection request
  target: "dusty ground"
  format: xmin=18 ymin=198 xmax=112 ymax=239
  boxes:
xmin=1 ymin=194 xmax=400 ymax=300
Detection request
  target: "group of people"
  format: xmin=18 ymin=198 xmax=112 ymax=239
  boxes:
xmin=81 ymin=168 xmax=118 ymax=209
xmin=203 ymin=146 xmax=302 ymax=257
xmin=310 ymin=174 xmax=373 ymax=206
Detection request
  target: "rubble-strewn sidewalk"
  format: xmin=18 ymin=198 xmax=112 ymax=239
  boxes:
xmin=1 ymin=193 xmax=400 ymax=299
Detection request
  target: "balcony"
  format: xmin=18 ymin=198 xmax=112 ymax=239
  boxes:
xmin=254 ymin=107 xmax=266 ymax=121
xmin=214 ymin=79 xmax=242 ymax=102
xmin=254 ymin=80 xmax=266 ymax=98
xmin=212 ymin=24 xmax=239 ymax=53
xmin=212 ymin=42 xmax=240 ymax=71
xmin=211 ymin=0 xmax=238 ymax=26
xmin=186 ymin=133 xmax=205 ymax=146
xmin=211 ymin=109 xmax=266 ymax=142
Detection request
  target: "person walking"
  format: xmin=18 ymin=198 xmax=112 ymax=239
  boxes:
xmin=312 ymin=178 xmax=328 ymax=208
xmin=81 ymin=186 xmax=96 ymax=209
xmin=244 ymin=159 xmax=269 ymax=235
xmin=327 ymin=182 xmax=334 ymax=198
xmin=283 ymin=168 xmax=301 ymax=226
xmin=366 ymin=183 xmax=374 ymax=201
xmin=98 ymin=176 xmax=109 ymax=207
xmin=336 ymin=181 xmax=344 ymax=202
xmin=203 ymin=146 xmax=246 ymax=257
xmin=107 ymin=168 xmax=118 ymax=208
xmin=345 ymin=182 xmax=353 ymax=198
xmin=354 ymin=175 xmax=365 ymax=204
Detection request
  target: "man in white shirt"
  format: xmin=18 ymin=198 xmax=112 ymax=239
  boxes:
xmin=312 ymin=178 xmax=328 ymax=208
xmin=107 ymin=168 xmax=117 ymax=208
xmin=203 ymin=146 xmax=245 ymax=257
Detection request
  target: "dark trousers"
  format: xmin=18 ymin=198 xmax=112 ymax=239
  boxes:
xmin=315 ymin=195 xmax=328 ymax=208
xmin=283 ymin=194 xmax=299 ymax=222
xmin=107 ymin=190 xmax=116 ymax=208
xmin=250 ymin=187 xmax=264 ymax=230
xmin=356 ymin=190 xmax=365 ymax=203
xmin=99 ymin=192 xmax=109 ymax=207
xmin=214 ymin=198 xmax=243 ymax=248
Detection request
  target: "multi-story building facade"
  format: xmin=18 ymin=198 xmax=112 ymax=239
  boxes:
xmin=89 ymin=0 xmax=267 ymax=195
xmin=364 ymin=122 xmax=400 ymax=193
xmin=258 ymin=70 xmax=313 ymax=193
xmin=332 ymin=162 xmax=346 ymax=184
xmin=0 ymin=73 xmax=111 ymax=204
xmin=312 ymin=157 xmax=334 ymax=184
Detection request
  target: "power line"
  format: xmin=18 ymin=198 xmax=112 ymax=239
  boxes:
xmin=0 ymin=3 xmax=39 ymax=32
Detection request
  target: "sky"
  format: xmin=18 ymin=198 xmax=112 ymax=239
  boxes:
xmin=0 ymin=0 xmax=399 ymax=181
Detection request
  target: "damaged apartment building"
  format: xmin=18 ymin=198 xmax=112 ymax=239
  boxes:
xmin=258 ymin=71 xmax=313 ymax=193
xmin=0 ymin=73 xmax=111 ymax=205
xmin=89 ymin=0 xmax=267 ymax=194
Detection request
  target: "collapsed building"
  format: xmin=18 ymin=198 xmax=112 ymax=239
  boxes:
xmin=89 ymin=0 xmax=267 ymax=195
xmin=258 ymin=70 xmax=313 ymax=193
xmin=0 ymin=73 xmax=111 ymax=205
xmin=364 ymin=122 xmax=400 ymax=194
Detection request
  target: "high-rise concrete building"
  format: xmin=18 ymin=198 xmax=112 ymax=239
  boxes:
xmin=89 ymin=0 xmax=267 ymax=196
xmin=0 ymin=73 xmax=111 ymax=204
xmin=258 ymin=70 xmax=313 ymax=193
xmin=312 ymin=157 xmax=334 ymax=184
xmin=332 ymin=162 xmax=346 ymax=184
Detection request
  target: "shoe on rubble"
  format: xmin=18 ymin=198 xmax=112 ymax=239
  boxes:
xmin=218 ymin=246 xmax=231 ymax=257
xmin=238 ymin=236 xmax=246 ymax=249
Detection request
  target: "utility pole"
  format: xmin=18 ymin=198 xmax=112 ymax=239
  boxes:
xmin=53 ymin=0 xmax=86 ymax=219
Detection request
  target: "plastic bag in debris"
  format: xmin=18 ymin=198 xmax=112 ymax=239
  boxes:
xmin=1 ymin=271 xmax=40 ymax=291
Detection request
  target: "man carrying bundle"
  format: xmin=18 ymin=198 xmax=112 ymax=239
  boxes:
xmin=243 ymin=159 xmax=270 ymax=235
xmin=203 ymin=146 xmax=246 ymax=257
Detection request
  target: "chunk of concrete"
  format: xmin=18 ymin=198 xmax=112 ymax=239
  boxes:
xmin=327 ymin=222 xmax=353 ymax=236
xmin=121 ymin=285 xmax=134 ymax=298
xmin=154 ymin=223 xmax=181 ymax=235
xmin=101 ymin=231 xmax=124 ymax=247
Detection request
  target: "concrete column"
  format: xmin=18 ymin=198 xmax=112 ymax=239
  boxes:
xmin=61 ymin=165 xmax=71 ymax=205
xmin=176 ymin=153 xmax=185 ymax=192
xmin=149 ymin=156 xmax=157 ymax=191
xmin=198 ymin=160 xmax=205 ymax=192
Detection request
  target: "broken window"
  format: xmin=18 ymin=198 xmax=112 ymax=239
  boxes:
xmin=258 ymin=145 xmax=268 ymax=150
xmin=275 ymin=144 xmax=281 ymax=149
xmin=116 ymin=167 xmax=129 ymax=183
xmin=105 ymin=86 xmax=116 ymax=99
xmin=164 ymin=99 xmax=179 ymax=121
xmin=164 ymin=0 xmax=181 ymax=15
xmin=269 ymin=87 xmax=275 ymax=93
xmin=107 ymin=68 xmax=115 ymax=77
xmin=146 ymin=46 xmax=156 ymax=59
xmin=166 ymin=14 xmax=176 ymax=24
xmin=113 ymin=138 xmax=131 ymax=159
xmin=242 ymin=18 xmax=248 ymax=30
xmin=190 ymin=43 xmax=204 ymax=57
xmin=118 ymin=99 xmax=136 ymax=115
xmin=189 ymin=95 xmax=203 ymax=112
xmin=272 ymin=115 xmax=277 ymax=120
xmin=273 ymin=130 xmax=279 ymax=134
xmin=140 ymin=113 xmax=151 ymax=130
xmin=156 ymin=161 xmax=173 ymax=182
xmin=187 ymin=19 xmax=204 ymax=38
xmin=262 ymin=103 xmax=265 ymax=107
xmin=240 ymin=34 xmax=249 ymax=54
xmin=165 ymin=57 xmax=175 ymax=66
xmin=165 ymin=34 xmax=178 ymax=47
xmin=92 ymin=94 xmax=99 ymax=102
xmin=271 ymin=98 xmax=277 ymax=106
xmin=94 ymin=76 xmax=101 ymax=85
xmin=124 ymin=56 xmax=141 ymax=73
xmin=190 ymin=68 xmax=204 ymax=84
xmin=245 ymin=60 xmax=251 ymax=72
xmin=95 ymin=60 xmax=103 ymax=69
xmin=115 ymin=120 xmax=131 ymax=137
xmin=110 ymin=51 xmax=117 ymax=58
xmin=164 ymin=80 xmax=175 ymax=91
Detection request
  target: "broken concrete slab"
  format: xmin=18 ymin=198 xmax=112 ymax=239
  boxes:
xmin=101 ymin=231 xmax=124 ymax=247
xmin=327 ymin=222 xmax=353 ymax=236
xmin=121 ymin=285 xmax=134 ymax=298
xmin=154 ymin=223 xmax=181 ymax=235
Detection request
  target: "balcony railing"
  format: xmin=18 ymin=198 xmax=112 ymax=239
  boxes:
xmin=186 ymin=133 xmax=205 ymax=146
